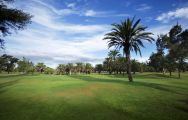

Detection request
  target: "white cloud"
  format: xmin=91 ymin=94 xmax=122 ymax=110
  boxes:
xmin=5 ymin=26 xmax=108 ymax=68
xmin=66 ymin=3 xmax=76 ymax=8
xmin=84 ymin=10 xmax=97 ymax=17
xmin=148 ymin=25 xmax=171 ymax=37
xmin=2 ymin=0 xmax=111 ymax=68
xmin=136 ymin=4 xmax=152 ymax=11
xmin=19 ymin=2 xmax=109 ymax=34
xmin=156 ymin=7 xmax=188 ymax=23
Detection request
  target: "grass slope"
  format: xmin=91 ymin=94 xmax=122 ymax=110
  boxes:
xmin=0 ymin=73 xmax=188 ymax=120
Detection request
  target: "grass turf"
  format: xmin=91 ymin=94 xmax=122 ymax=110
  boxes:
xmin=0 ymin=73 xmax=188 ymax=120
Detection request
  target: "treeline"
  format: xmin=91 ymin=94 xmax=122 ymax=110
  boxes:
xmin=0 ymin=23 xmax=188 ymax=78
xmin=95 ymin=52 xmax=157 ymax=75
xmin=0 ymin=55 xmax=94 ymax=75
xmin=95 ymin=23 xmax=188 ymax=78
xmin=95 ymin=51 xmax=188 ymax=76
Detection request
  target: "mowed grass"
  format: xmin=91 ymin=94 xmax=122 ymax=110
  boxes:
xmin=0 ymin=73 xmax=188 ymax=120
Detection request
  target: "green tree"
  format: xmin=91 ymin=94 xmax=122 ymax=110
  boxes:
xmin=17 ymin=57 xmax=34 ymax=73
xmin=104 ymin=17 xmax=154 ymax=82
xmin=66 ymin=63 xmax=73 ymax=75
xmin=149 ymin=52 xmax=164 ymax=72
xmin=108 ymin=50 xmax=121 ymax=74
xmin=131 ymin=59 xmax=140 ymax=74
xmin=0 ymin=0 xmax=32 ymax=48
xmin=56 ymin=64 xmax=66 ymax=75
xmin=167 ymin=24 xmax=188 ymax=78
xmin=0 ymin=54 xmax=18 ymax=73
xmin=95 ymin=64 xmax=103 ymax=74
xmin=35 ymin=63 xmax=46 ymax=73
xmin=164 ymin=54 xmax=176 ymax=76
xmin=44 ymin=67 xmax=54 ymax=74
xmin=76 ymin=62 xmax=84 ymax=74
xmin=116 ymin=56 xmax=126 ymax=75
xmin=103 ymin=57 xmax=113 ymax=74
xmin=85 ymin=63 xmax=93 ymax=74
xmin=108 ymin=50 xmax=121 ymax=61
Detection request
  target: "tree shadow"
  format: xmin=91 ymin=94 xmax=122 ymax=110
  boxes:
xmin=0 ymin=74 xmax=25 ymax=79
xmin=104 ymin=73 xmax=179 ymax=79
xmin=174 ymin=105 xmax=188 ymax=113
xmin=0 ymin=73 xmax=40 ymax=79
xmin=68 ymin=75 xmax=187 ymax=95
xmin=0 ymin=80 xmax=19 ymax=94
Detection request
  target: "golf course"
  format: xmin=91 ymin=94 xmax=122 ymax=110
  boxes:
xmin=0 ymin=73 xmax=188 ymax=120
xmin=1 ymin=0 xmax=188 ymax=120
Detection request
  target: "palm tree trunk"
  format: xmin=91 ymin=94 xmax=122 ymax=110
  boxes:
xmin=125 ymin=51 xmax=133 ymax=82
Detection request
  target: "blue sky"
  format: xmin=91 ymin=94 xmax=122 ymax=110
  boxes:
xmin=2 ymin=0 xmax=188 ymax=68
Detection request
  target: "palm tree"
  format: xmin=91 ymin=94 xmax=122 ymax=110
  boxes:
xmin=108 ymin=50 xmax=121 ymax=61
xmin=108 ymin=50 xmax=121 ymax=74
xmin=103 ymin=17 xmax=154 ymax=82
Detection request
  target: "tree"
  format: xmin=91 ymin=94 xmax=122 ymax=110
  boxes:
xmin=108 ymin=50 xmax=121 ymax=74
xmin=108 ymin=50 xmax=120 ymax=61
xmin=95 ymin=64 xmax=103 ymax=74
xmin=0 ymin=0 xmax=32 ymax=48
xmin=17 ymin=57 xmax=34 ymax=73
xmin=103 ymin=57 xmax=113 ymax=74
xmin=104 ymin=17 xmax=154 ymax=82
xmin=0 ymin=54 xmax=18 ymax=73
xmin=56 ymin=64 xmax=65 ymax=75
xmin=116 ymin=56 xmax=126 ymax=75
xmin=66 ymin=63 xmax=73 ymax=75
xmin=167 ymin=24 xmax=188 ymax=78
xmin=85 ymin=63 xmax=93 ymax=74
xmin=149 ymin=52 xmax=164 ymax=72
xmin=164 ymin=54 xmax=176 ymax=76
xmin=76 ymin=62 xmax=84 ymax=74
xmin=35 ymin=63 xmax=46 ymax=73
xmin=44 ymin=67 xmax=54 ymax=74
xmin=131 ymin=59 xmax=140 ymax=74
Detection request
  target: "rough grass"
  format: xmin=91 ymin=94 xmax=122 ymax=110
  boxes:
xmin=0 ymin=73 xmax=188 ymax=120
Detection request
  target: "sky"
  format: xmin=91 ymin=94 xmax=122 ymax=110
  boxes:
xmin=1 ymin=0 xmax=188 ymax=68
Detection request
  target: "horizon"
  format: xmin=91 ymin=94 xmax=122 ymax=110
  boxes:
xmin=1 ymin=0 xmax=188 ymax=68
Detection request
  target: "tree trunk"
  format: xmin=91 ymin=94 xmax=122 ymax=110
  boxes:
xmin=178 ymin=69 xmax=180 ymax=79
xmin=169 ymin=71 xmax=172 ymax=76
xmin=125 ymin=51 xmax=133 ymax=82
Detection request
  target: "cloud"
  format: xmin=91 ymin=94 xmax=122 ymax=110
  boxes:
xmin=150 ymin=26 xmax=170 ymax=35
xmin=16 ymin=1 xmax=110 ymax=34
xmin=29 ymin=0 xmax=129 ymax=18
xmin=156 ymin=7 xmax=188 ymax=23
xmin=136 ymin=4 xmax=152 ymax=11
xmin=5 ymin=26 xmax=108 ymax=68
xmin=66 ymin=3 xmax=76 ymax=8
xmin=2 ymin=0 xmax=112 ymax=68
xmin=84 ymin=10 xmax=97 ymax=17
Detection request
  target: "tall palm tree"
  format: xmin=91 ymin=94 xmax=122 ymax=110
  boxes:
xmin=103 ymin=17 xmax=154 ymax=82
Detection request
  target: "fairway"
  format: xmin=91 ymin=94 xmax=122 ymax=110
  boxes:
xmin=0 ymin=73 xmax=188 ymax=120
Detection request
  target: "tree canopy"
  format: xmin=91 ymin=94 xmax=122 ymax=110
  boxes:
xmin=0 ymin=0 xmax=32 ymax=48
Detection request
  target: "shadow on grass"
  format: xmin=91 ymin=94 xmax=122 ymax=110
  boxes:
xmin=105 ymin=73 xmax=179 ymax=79
xmin=174 ymin=106 xmax=188 ymax=113
xmin=0 ymin=79 xmax=19 ymax=94
xmin=0 ymin=73 xmax=40 ymax=79
xmin=0 ymin=74 xmax=26 ymax=79
xmin=68 ymin=75 xmax=187 ymax=95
